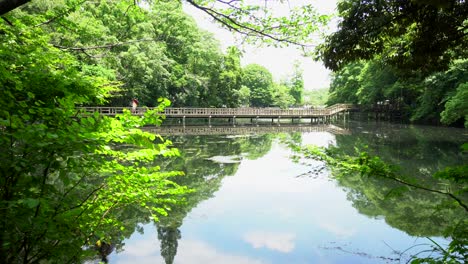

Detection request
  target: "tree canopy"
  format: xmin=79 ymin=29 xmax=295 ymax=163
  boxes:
xmin=319 ymin=0 xmax=467 ymax=126
xmin=327 ymin=58 xmax=468 ymax=125
xmin=242 ymin=64 xmax=275 ymax=107
xmin=318 ymin=0 xmax=468 ymax=73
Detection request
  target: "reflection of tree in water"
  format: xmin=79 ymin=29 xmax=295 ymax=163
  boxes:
xmin=336 ymin=121 xmax=466 ymax=176
xmin=153 ymin=133 xmax=276 ymax=263
xmin=157 ymin=226 xmax=181 ymax=264
xmin=330 ymin=121 xmax=467 ymax=236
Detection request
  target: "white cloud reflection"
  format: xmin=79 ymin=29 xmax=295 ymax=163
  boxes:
xmin=243 ymin=231 xmax=296 ymax=253
xmin=116 ymin=238 xmax=267 ymax=264
xmin=318 ymin=222 xmax=357 ymax=239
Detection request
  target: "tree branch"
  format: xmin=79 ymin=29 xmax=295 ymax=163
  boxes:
xmin=185 ymin=0 xmax=311 ymax=47
xmin=1 ymin=16 xmax=13 ymax=26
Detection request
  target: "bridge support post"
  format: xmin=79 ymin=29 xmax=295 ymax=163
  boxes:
xmin=233 ymin=116 xmax=236 ymax=125
xmin=182 ymin=116 xmax=186 ymax=126
xmin=208 ymin=116 xmax=211 ymax=126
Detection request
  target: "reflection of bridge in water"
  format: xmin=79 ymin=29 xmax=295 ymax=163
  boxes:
xmin=144 ymin=124 xmax=350 ymax=136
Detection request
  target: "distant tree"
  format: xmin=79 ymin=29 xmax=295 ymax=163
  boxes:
xmin=242 ymin=64 xmax=274 ymax=107
xmin=236 ymin=85 xmax=251 ymax=107
xmin=303 ymin=88 xmax=329 ymax=106
xmin=216 ymin=46 xmax=243 ymax=107
xmin=288 ymin=62 xmax=305 ymax=106
xmin=272 ymin=83 xmax=295 ymax=108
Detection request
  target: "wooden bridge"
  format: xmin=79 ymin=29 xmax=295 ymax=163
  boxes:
xmin=77 ymin=104 xmax=355 ymax=123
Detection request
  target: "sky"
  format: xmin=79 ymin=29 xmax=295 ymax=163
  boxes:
xmin=184 ymin=0 xmax=338 ymax=90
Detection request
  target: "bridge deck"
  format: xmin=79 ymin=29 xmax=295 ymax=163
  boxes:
xmin=77 ymin=104 xmax=354 ymax=118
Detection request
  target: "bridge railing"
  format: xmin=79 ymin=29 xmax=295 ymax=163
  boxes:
xmin=79 ymin=107 xmax=131 ymax=115
xmin=77 ymin=104 xmax=355 ymax=117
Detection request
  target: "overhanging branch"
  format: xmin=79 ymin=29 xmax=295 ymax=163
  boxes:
xmin=185 ymin=0 xmax=312 ymax=47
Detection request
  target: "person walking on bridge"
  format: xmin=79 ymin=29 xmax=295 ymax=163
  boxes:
xmin=131 ymin=98 xmax=139 ymax=114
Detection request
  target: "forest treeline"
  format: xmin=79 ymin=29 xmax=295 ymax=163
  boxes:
xmin=2 ymin=0 xmax=304 ymax=109
xmin=320 ymin=0 xmax=467 ymax=127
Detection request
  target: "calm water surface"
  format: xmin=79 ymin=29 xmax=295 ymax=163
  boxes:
xmin=109 ymin=121 xmax=467 ymax=264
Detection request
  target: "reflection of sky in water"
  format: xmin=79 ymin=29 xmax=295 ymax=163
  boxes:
xmin=112 ymin=131 xmax=449 ymax=264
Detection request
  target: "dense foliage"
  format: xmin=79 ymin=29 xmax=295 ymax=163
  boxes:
xmin=321 ymin=0 xmax=468 ymax=127
xmin=1 ymin=0 xmax=314 ymax=109
xmin=327 ymin=59 xmax=468 ymax=125
xmin=0 ymin=17 xmax=191 ymax=263
xmin=318 ymin=0 xmax=467 ymax=73
xmin=241 ymin=63 xmax=306 ymax=108
xmin=20 ymin=0 xmax=244 ymax=107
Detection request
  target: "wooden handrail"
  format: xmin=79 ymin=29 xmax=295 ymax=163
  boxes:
xmin=77 ymin=104 xmax=355 ymax=117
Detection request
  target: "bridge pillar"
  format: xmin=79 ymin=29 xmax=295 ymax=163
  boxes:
xmin=182 ymin=116 xmax=186 ymax=126
xmin=208 ymin=116 xmax=211 ymax=126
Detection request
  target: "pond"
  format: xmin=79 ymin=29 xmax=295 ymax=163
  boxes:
xmin=106 ymin=121 xmax=467 ymax=264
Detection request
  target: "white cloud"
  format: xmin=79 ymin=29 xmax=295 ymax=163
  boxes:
xmin=243 ymin=231 xmax=296 ymax=253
